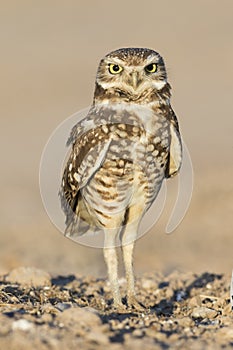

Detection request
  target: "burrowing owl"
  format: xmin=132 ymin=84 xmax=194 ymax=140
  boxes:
xmin=60 ymin=48 xmax=182 ymax=311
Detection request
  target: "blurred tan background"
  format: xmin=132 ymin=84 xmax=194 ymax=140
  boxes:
xmin=0 ymin=0 xmax=232 ymax=277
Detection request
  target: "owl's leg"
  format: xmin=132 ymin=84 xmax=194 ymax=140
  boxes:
xmin=103 ymin=227 xmax=125 ymax=311
xmin=122 ymin=208 xmax=145 ymax=311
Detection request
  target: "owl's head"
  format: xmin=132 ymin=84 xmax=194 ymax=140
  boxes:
xmin=94 ymin=48 xmax=169 ymax=104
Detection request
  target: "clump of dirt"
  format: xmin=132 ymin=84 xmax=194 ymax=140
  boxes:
xmin=0 ymin=267 xmax=232 ymax=350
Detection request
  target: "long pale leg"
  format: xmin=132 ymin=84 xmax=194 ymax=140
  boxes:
xmin=121 ymin=209 xmax=145 ymax=310
xmin=122 ymin=241 xmax=136 ymax=304
xmin=103 ymin=225 xmax=125 ymax=310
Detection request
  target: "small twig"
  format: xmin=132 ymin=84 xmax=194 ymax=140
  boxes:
xmin=199 ymin=294 xmax=219 ymax=300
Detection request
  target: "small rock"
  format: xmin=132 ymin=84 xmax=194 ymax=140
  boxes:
xmin=177 ymin=316 xmax=194 ymax=327
xmin=188 ymin=295 xmax=202 ymax=308
xmin=165 ymin=287 xmax=174 ymax=299
xmin=6 ymin=267 xmax=51 ymax=287
xmin=109 ymin=319 xmax=126 ymax=330
xmin=191 ymin=307 xmax=218 ymax=319
xmin=55 ymin=302 xmax=72 ymax=312
xmin=176 ymin=290 xmax=186 ymax=302
xmin=57 ymin=307 xmax=102 ymax=328
xmin=12 ymin=319 xmax=34 ymax=332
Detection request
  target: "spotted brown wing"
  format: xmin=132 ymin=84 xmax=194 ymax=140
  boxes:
xmin=59 ymin=125 xmax=112 ymax=233
xmin=166 ymin=108 xmax=182 ymax=178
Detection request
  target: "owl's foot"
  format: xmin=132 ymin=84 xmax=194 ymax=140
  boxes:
xmin=112 ymin=301 xmax=128 ymax=313
xmin=127 ymin=295 xmax=146 ymax=312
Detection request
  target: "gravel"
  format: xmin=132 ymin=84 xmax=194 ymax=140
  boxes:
xmin=0 ymin=268 xmax=232 ymax=349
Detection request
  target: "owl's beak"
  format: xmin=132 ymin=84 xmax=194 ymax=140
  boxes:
xmin=130 ymin=71 xmax=141 ymax=90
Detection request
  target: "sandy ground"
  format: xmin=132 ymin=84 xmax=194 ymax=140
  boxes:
xmin=0 ymin=1 xmax=233 ymax=348
xmin=0 ymin=267 xmax=232 ymax=350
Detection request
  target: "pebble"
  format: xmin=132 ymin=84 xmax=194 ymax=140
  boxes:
xmin=12 ymin=319 xmax=34 ymax=332
xmin=188 ymin=295 xmax=202 ymax=308
xmin=55 ymin=302 xmax=72 ymax=312
xmin=191 ymin=307 xmax=218 ymax=319
xmin=6 ymin=267 xmax=51 ymax=287
xmin=177 ymin=316 xmax=194 ymax=327
xmin=57 ymin=307 xmax=102 ymax=328
xmin=176 ymin=290 xmax=186 ymax=302
xmin=165 ymin=287 xmax=174 ymax=299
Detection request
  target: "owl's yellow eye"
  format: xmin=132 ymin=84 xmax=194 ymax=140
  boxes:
xmin=109 ymin=64 xmax=123 ymax=74
xmin=145 ymin=63 xmax=157 ymax=73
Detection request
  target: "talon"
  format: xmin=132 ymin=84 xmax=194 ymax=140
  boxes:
xmin=127 ymin=296 xmax=146 ymax=312
xmin=112 ymin=302 xmax=128 ymax=313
